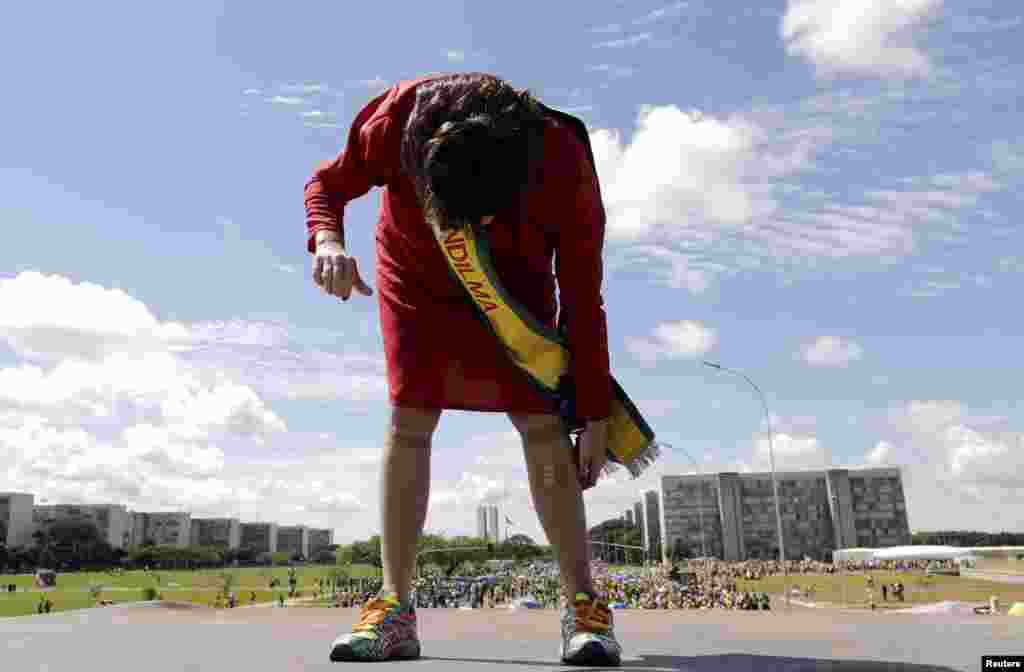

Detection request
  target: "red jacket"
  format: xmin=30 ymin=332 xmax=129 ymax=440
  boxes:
xmin=304 ymin=75 xmax=611 ymax=420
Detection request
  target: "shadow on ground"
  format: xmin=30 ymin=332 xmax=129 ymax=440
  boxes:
xmin=421 ymin=654 xmax=957 ymax=671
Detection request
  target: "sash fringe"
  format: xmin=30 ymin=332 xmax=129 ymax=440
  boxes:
xmin=604 ymin=440 xmax=664 ymax=480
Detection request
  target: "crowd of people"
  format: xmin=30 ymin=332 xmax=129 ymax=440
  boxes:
xmin=324 ymin=560 xmax=773 ymax=612
xmin=318 ymin=556 xmax=956 ymax=612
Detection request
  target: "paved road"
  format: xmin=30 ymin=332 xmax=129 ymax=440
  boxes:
xmin=2 ymin=604 xmax=1021 ymax=671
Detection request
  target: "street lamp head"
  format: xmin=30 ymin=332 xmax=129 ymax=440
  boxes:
xmin=702 ymin=360 xmax=722 ymax=370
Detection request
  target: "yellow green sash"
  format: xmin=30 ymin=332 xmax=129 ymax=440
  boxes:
xmin=435 ymin=224 xmax=660 ymax=478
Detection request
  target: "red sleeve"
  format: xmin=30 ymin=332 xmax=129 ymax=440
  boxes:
xmin=555 ymin=129 xmax=611 ymax=421
xmin=304 ymin=86 xmax=401 ymax=253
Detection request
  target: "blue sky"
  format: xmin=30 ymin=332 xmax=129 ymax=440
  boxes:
xmin=1 ymin=0 xmax=1022 ymax=545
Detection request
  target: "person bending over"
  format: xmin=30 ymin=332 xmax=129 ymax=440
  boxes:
xmin=305 ymin=72 xmax=620 ymax=667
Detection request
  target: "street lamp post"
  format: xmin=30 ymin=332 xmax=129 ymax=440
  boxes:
xmin=676 ymin=444 xmax=708 ymax=559
xmin=832 ymin=494 xmax=847 ymax=607
xmin=703 ymin=360 xmax=789 ymax=609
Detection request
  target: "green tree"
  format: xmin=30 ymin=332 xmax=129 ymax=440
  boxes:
xmin=334 ymin=544 xmax=354 ymax=565
xmin=313 ymin=549 xmax=336 ymax=564
xmin=43 ymin=519 xmax=110 ymax=567
xmin=350 ymin=536 xmax=382 ymax=567
xmin=234 ymin=545 xmax=258 ymax=565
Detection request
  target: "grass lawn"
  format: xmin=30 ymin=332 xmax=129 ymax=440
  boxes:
xmin=973 ymin=559 xmax=1024 ymax=575
xmin=738 ymin=571 xmax=1024 ymax=609
xmin=0 ymin=564 xmax=381 ymax=618
xmin=0 ymin=589 xmax=148 ymax=618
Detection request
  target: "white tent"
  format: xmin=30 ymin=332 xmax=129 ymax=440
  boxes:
xmin=870 ymin=545 xmax=967 ymax=561
xmin=832 ymin=548 xmax=876 ymax=563
xmin=835 ymin=545 xmax=1024 ymax=564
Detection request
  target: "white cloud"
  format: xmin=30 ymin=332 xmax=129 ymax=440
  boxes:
xmin=0 ymin=413 xmax=379 ymax=533
xmin=0 ymin=273 xmax=397 ymax=540
xmin=0 ymin=272 xmax=189 ymax=362
xmin=444 ymin=49 xmax=465 ymax=62
xmin=998 ymin=257 xmax=1024 ymax=273
xmin=427 ymin=429 xmax=532 ymax=531
xmin=181 ymin=320 xmax=291 ymax=348
xmin=0 ymin=351 xmax=285 ymax=440
xmin=586 ymin=77 xmax=1006 ymax=287
xmin=864 ymin=172 xmax=1001 ymax=237
xmin=270 ymin=95 xmax=304 ymax=106
xmin=626 ymin=320 xmax=715 ymax=364
xmin=305 ymin=493 xmax=365 ymax=515
xmin=585 ymin=64 xmax=636 ymax=79
xmin=801 ymin=336 xmax=863 ymax=366
xmin=990 ymin=139 xmax=1024 ymax=178
xmin=122 ymin=424 xmax=227 ymax=478
xmin=590 ymin=101 xmax=859 ymax=276
xmin=865 ymin=440 xmax=893 ymax=465
xmin=872 ymin=400 xmax=1024 ymax=531
xmin=633 ymin=1 xmax=689 ymax=25
xmin=592 ymin=107 xmax=776 ymax=241
xmin=781 ymin=0 xmax=942 ymax=79
xmin=611 ymin=246 xmax=715 ymax=294
xmin=588 ymin=23 xmax=623 ymax=34
xmin=347 ymin=76 xmax=388 ymax=90
xmin=752 ymin=433 xmax=830 ymax=471
xmin=594 ymin=32 xmax=654 ymax=48
xmin=943 ymin=425 xmax=1013 ymax=482
xmin=280 ymin=83 xmax=326 ymax=96
xmin=177 ymin=319 xmax=388 ymax=403
xmin=900 ymin=400 xmax=963 ymax=434
xmin=0 ymin=274 xmax=386 ymax=406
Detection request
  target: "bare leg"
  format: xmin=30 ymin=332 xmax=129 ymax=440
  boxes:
xmin=509 ymin=413 xmax=595 ymax=600
xmin=379 ymin=406 xmax=441 ymax=607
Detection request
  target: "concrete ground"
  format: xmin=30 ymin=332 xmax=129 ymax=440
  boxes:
xmin=2 ymin=603 xmax=1021 ymax=671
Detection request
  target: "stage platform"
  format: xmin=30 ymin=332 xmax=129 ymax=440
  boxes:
xmin=2 ymin=603 xmax=1020 ymax=671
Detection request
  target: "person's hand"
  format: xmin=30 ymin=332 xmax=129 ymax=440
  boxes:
xmin=577 ymin=418 xmax=609 ymax=491
xmin=313 ymin=235 xmax=373 ymax=300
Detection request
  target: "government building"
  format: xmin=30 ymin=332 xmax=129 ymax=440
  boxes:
xmin=639 ymin=467 xmax=910 ymax=562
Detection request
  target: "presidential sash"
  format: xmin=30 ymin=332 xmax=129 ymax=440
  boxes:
xmin=428 ymin=103 xmax=662 ymax=478
xmin=435 ymin=224 xmax=660 ymax=478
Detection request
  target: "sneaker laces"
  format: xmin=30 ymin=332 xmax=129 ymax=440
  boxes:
xmin=353 ymin=596 xmax=399 ymax=632
xmin=572 ymin=593 xmax=611 ymax=634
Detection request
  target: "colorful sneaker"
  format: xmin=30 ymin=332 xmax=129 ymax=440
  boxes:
xmin=328 ymin=592 xmax=420 ymax=662
xmin=559 ymin=592 xmax=622 ymax=667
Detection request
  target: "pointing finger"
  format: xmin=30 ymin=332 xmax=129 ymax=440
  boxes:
xmin=352 ymin=259 xmax=374 ymax=296
xmin=313 ymin=255 xmax=325 ymax=287
xmin=338 ymin=259 xmax=354 ymax=300
xmin=324 ymin=261 xmax=335 ymax=295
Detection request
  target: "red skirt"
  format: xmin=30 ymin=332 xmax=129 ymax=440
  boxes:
xmin=374 ymin=182 xmax=561 ymax=415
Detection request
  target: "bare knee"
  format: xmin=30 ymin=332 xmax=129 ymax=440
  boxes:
xmin=508 ymin=413 xmax=564 ymax=445
xmin=508 ymin=414 xmax=574 ymax=486
xmin=389 ymin=406 xmax=441 ymax=440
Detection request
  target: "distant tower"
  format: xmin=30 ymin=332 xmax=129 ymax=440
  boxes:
xmin=488 ymin=506 xmax=499 ymax=542
xmin=477 ymin=506 xmax=488 ymax=540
